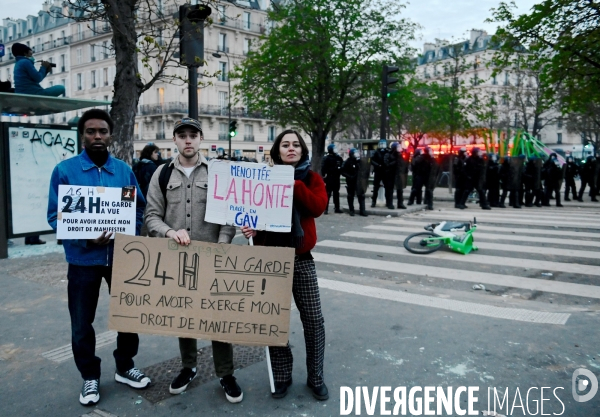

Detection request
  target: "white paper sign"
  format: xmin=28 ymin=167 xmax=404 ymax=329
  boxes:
xmin=205 ymin=160 xmax=294 ymax=232
xmin=56 ymin=185 xmax=137 ymax=239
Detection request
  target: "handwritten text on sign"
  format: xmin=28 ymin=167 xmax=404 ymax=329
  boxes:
xmin=205 ymin=160 xmax=294 ymax=232
xmin=108 ymin=234 xmax=295 ymax=346
xmin=56 ymin=185 xmax=137 ymax=239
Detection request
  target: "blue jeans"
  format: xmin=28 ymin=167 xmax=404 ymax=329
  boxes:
xmin=38 ymin=85 xmax=66 ymax=97
xmin=67 ymin=264 xmax=139 ymax=380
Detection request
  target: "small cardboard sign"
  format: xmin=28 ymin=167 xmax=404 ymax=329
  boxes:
xmin=56 ymin=185 xmax=137 ymax=239
xmin=108 ymin=234 xmax=295 ymax=346
xmin=205 ymin=160 xmax=295 ymax=232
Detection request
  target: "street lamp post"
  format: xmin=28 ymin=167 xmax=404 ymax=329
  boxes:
xmin=212 ymin=51 xmax=231 ymax=158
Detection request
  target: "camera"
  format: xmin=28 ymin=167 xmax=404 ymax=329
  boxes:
xmin=49 ymin=63 xmax=57 ymax=68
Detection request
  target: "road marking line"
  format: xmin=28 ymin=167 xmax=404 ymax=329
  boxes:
xmin=318 ymin=278 xmax=569 ymax=325
xmin=342 ymin=231 xmax=600 ymax=260
xmin=384 ymin=219 xmax=600 ymax=239
xmin=412 ymin=208 xmax=600 ymax=222
xmin=312 ymin=252 xmax=600 ymax=299
xmin=317 ymin=240 xmax=600 ymax=277
xmin=408 ymin=212 xmax=600 ymax=229
xmin=365 ymin=225 xmax=600 ymax=248
xmin=41 ymin=331 xmax=117 ymax=363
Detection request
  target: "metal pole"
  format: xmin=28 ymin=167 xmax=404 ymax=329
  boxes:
xmin=188 ymin=67 xmax=198 ymax=120
xmin=227 ymin=53 xmax=231 ymax=158
xmin=380 ymin=65 xmax=387 ymax=140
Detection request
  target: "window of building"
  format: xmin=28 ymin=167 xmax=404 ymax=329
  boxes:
xmin=76 ymin=48 xmax=82 ymax=64
xmin=219 ymin=62 xmax=227 ymax=81
xmin=217 ymin=5 xmax=226 ymax=21
xmin=218 ymin=33 xmax=227 ymax=52
xmin=90 ymin=45 xmax=96 ymax=61
xmin=219 ymin=122 xmax=228 ymax=140
xmin=103 ymin=41 xmax=109 ymax=59
xmin=557 ymin=118 xmax=563 ymax=128
xmin=243 ymin=12 xmax=251 ymax=30
xmin=103 ymin=67 xmax=108 ymax=86
xmin=60 ymin=54 xmax=65 ymax=72
xmin=268 ymin=126 xmax=276 ymax=142
xmin=218 ymin=91 xmax=228 ymax=111
xmin=501 ymin=94 xmax=508 ymax=106
xmin=243 ymin=38 xmax=251 ymax=55
xmin=77 ymin=73 xmax=82 ymax=90
xmin=557 ymin=133 xmax=562 ymax=144
xmin=504 ymin=72 xmax=510 ymax=85
xmin=492 ymin=74 xmax=497 ymax=85
xmin=244 ymin=124 xmax=254 ymax=141
xmin=91 ymin=70 xmax=96 ymax=88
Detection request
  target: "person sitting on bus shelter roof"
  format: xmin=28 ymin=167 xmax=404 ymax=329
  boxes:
xmin=12 ymin=42 xmax=65 ymax=97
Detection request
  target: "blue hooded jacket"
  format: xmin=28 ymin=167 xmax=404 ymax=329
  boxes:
xmin=14 ymin=56 xmax=48 ymax=95
xmin=47 ymin=149 xmax=146 ymax=266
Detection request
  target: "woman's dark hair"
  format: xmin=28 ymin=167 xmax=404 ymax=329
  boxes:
xmin=140 ymin=144 xmax=159 ymax=161
xmin=270 ymin=130 xmax=309 ymax=165
xmin=77 ymin=109 xmax=114 ymax=136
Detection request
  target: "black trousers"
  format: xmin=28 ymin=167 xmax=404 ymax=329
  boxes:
xmin=325 ymin=179 xmax=341 ymax=210
xmin=409 ymin=176 xmax=424 ymax=204
xmin=579 ymin=178 xmax=596 ymax=200
xmin=564 ymin=177 xmax=577 ymax=199
xmin=371 ymin=171 xmax=384 ymax=204
xmin=383 ymin=175 xmax=395 ymax=207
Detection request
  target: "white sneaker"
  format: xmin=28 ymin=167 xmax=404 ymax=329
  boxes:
xmin=79 ymin=378 xmax=100 ymax=405
xmin=114 ymin=367 xmax=151 ymax=389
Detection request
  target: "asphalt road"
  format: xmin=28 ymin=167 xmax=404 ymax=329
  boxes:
xmin=1 ymin=197 xmax=599 ymax=417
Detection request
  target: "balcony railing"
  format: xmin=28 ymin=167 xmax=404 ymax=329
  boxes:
xmin=217 ymin=45 xmax=229 ymax=53
xmin=244 ymin=135 xmax=255 ymax=142
xmin=215 ymin=17 xmax=267 ymax=35
xmin=218 ymin=133 xmax=229 ymax=141
xmin=139 ymin=101 xmax=188 ymax=115
xmin=156 ymin=132 xmax=166 ymax=140
xmin=137 ymin=102 xmax=268 ymax=120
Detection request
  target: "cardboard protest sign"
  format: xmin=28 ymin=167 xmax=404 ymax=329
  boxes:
xmin=56 ymin=185 xmax=137 ymax=239
xmin=108 ymin=234 xmax=295 ymax=346
xmin=205 ymin=160 xmax=295 ymax=232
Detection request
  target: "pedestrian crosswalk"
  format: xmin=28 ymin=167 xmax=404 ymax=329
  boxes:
xmin=313 ymin=204 xmax=600 ymax=325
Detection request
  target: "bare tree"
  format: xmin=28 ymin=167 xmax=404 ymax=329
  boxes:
xmin=57 ymin=0 xmax=219 ymax=164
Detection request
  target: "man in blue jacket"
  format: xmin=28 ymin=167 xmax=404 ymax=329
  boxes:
xmin=12 ymin=42 xmax=65 ymax=96
xmin=47 ymin=109 xmax=151 ymax=406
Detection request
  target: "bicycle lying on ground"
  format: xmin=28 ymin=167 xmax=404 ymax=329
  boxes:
xmin=403 ymin=218 xmax=478 ymax=255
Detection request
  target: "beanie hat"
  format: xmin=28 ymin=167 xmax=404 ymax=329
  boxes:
xmin=11 ymin=43 xmax=32 ymax=57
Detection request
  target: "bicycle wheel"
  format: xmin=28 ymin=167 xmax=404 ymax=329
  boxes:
xmin=403 ymin=232 xmax=444 ymax=254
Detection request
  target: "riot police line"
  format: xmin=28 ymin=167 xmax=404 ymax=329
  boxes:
xmin=321 ymin=142 xmax=600 ymax=214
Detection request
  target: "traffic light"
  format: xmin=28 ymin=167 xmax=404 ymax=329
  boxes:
xmin=382 ymin=65 xmax=399 ymax=100
xmin=179 ymin=4 xmax=211 ymax=67
xmin=229 ymin=120 xmax=238 ymax=137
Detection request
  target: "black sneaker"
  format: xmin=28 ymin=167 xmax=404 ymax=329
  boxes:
xmin=115 ymin=367 xmax=151 ymax=389
xmin=169 ymin=367 xmax=196 ymax=394
xmin=220 ymin=374 xmax=243 ymax=403
xmin=80 ymin=378 xmax=100 ymax=406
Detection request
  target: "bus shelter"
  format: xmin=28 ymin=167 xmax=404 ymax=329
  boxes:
xmin=0 ymin=92 xmax=111 ymax=258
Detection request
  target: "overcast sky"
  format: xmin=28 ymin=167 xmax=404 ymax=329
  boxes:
xmin=1 ymin=0 xmax=539 ymax=53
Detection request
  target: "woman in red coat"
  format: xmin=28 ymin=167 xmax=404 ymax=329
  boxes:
xmin=241 ymin=130 xmax=328 ymax=400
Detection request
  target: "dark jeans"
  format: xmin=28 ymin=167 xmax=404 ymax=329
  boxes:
xmin=67 ymin=264 xmax=139 ymax=380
